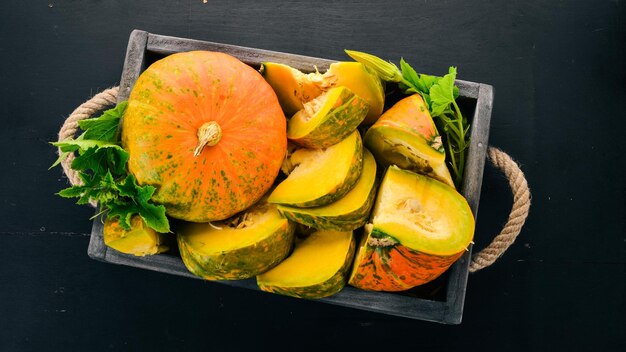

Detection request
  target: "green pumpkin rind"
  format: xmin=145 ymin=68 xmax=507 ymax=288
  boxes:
xmin=276 ymin=149 xmax=378 ymax=231
xmin=178 ymin=240 xmax=214 ymax=278
xmin=278 ymin=200 xmax=373 ymax=231
xmin=178 ymin=219 xmax=295 ymax=281
xmin=257 ymin=232 xmax=356 ymax=299
xmin=287 ymin=87 xmax=370 ymax=149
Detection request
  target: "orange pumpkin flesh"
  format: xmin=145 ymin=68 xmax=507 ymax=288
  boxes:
xmin=365 ymin=94 xmax=455 ymax=188
xmin=122 ymin=51 xmax=287 ymax=222
xmin=349 ymin=227 xmax=464 ymax=291
xmin=348 ymin=166 xmax=474 ymax=292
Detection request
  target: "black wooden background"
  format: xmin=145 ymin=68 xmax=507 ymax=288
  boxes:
xmin=1 ymin=1 xmax=624 ymax=351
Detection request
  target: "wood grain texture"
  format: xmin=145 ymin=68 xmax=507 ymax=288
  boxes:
xmin=2 ymin=0 xmax=625 ymax=349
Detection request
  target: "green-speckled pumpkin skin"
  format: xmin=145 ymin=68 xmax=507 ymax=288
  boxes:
xmin=178 ymin=217 xmax=295 ymax=280
xmin=256 ymin=230 xmax=356 ymax=299
xmin=287 ymin=87 xmax=369 ymax=149
xmin=122 ymin=51 xmax=287 ymax=222
xmin=348 ymin=229 xmax=463 ymax=291
xmin=258 ymin=235 xmax=356 ymax=299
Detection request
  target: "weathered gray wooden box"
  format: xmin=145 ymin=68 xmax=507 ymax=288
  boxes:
xmin=88 ymin=30 xmax=493 ymax=324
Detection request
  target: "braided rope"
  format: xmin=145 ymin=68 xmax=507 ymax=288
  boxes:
xmin=469 ymin=147 xmax=531 ymax=272
xmin=57 ymin=87 xmax=119 ymax=207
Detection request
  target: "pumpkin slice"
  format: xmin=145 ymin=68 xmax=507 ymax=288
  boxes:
xmin=260 ymin=62 xmax=324 ymax=116
xmin=261 ymin=61 xmax=384 ymax=124
xmin=349 ymin=166 xmax=474 ymax=291
xmin=287 ymin=87 xmax=369 ymax=148
xmin=268 ymin=131 xmax=363 ymax=207
xmin=364 ymin=94 xmax=455 ymax=188
xmin=327 ymin=62 xmax=385 ymax=124
xmin=103 ymin=215 xmax=169 ymax=256
xmin=257 ymin=230 xmax=356 ymax=299
xmin=277 ymin=148 xmax=377 ymax=231
xmin=177 ymin=199 xmax=295 ymax=280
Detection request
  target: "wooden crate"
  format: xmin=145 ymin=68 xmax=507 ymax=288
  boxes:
xmin=88 ymin=30 xmax=493 ymax=324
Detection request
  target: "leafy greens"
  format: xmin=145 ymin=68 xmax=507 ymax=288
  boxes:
xmin=52 ymin=102 xmax=170 ymax=233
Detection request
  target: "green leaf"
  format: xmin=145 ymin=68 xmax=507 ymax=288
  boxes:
xmin=79 ymin=101 xmax=126 ymax=142
xmin=70 ymin=145 xmax=129 ymax=176
xmin=419 ymin=74 xmax=440 ymax=92
xmin=51 ymin=101 xmax=170 ymax=233
xmin=429 ymin=67 xmax=457 ymax=116
xmin=57 ymin=185 xmax=86 ymax=198
xmin=138 ymin=203 xmax=170 ymax=233
xmin=116 ymin=175 xmax=150 ymax=201
xmin=399 ymin=58 xmax=422 ymax=93
xmin=101 ymin=145 xmax=129 ymax=176
xmin=107 ymin=198 xmax=170 ymax=233
xmin=107 ymin=175 xmax=170 ymax=233
xmin=49 ymin=151 xmax=71 ymax=169
xmin=106 ymin=203 xmax=135 ymax=230
xmin=52 ymin=138 xmax=108 ymax=153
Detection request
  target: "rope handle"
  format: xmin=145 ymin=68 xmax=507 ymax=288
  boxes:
xmin=57 ymin=86 xmax=119 ymax=190
xmin=56 ymin=86 xmax=531 ymax=272
xmin=469 ymin=147 xmax=531 ymax=272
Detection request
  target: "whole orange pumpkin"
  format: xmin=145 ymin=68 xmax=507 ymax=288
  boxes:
xmin=122 ymin=51 xmax=287 ymax=222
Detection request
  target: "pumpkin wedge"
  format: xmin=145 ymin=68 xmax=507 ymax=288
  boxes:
xmin=123 ymin=51 xmax=286 ymax=222
xmin=277 ymin=148 xmax=377 ymax=231
xmin=103 ymin=215 xmax=168 ymax=256
xmin=349 ymin=166 xmax=474 ymax=291
xmin=268 ymin=131 xmax=363 ymax=207
xmin=177 ymin=199 xmax=295 ymax=280
xmin=261 ymin=61 xmax=384 ymax=124
xmin=260 ymin=62 xmax=324 ymax=116
xmin=257 ymin=230 xmax=356 ymax=299
xmin=287 ymin=87 xmax=369 ymax=148
xmin=364 ymin=94 xmax=455 ymax=188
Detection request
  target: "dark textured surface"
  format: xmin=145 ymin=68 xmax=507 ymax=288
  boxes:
xmin=1 ymin=0 xmax=624 ymax=351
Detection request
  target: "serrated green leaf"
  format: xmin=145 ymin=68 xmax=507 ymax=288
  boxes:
xmin=49 ymin=151 xmax=70 ymax=169
xmin=106 ymin=174 xmax=170 ymax=233
xmin=52 ymin=137 xmax=108 ymax=153
xmin=70 ymin=145 xmax=129 ymax=176
xmin=57 ymin=185 xmax=86 ymax=198
xmin=77 ymin=194 xmax=94 ymax=205
xmin=79 ymin=101 xmax=126 ymax=142
xmin=138 ymin=203 xmax=169 ymax=233
xmin=51 ymin=101 xmax=169 ymax=233
xmin=106 ymin=203 xmax=135 ymax=230
xmin=400 ymin=58 xmax=423 ymax=93
xmin=70 ymin=146 xmax=105 ymax=174
xmin=420 ymin=74 xmax=440 ymax=92
xmin=101 ymin=170 xmax=116 ymax=187
xmin=107 ymin=199 xmax=169 ymax=233
xmin=429 ymin=67 xmax=457 ymax=116
xmin=116 ymin=174 xmax=153 ymax=201
xmin=107 ymin=148 xmax=130 ymax=176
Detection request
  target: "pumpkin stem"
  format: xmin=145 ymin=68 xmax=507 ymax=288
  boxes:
xmin=194 ymin=121 xmax=222 ymax=157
